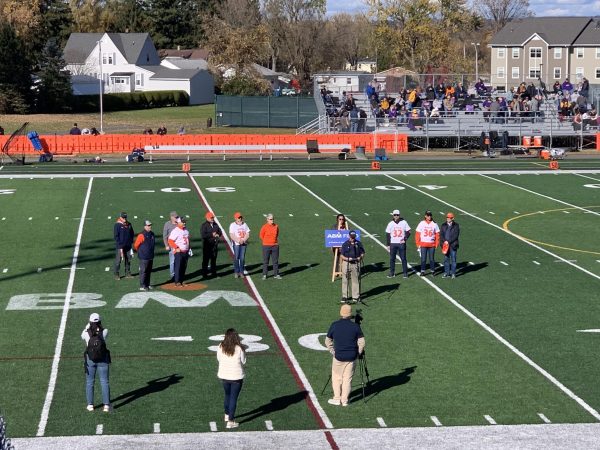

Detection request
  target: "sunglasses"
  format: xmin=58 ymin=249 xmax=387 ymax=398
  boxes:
xmin=393 ymin=214 xmax=399 ymax=216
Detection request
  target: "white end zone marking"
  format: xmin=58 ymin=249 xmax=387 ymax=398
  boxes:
xmin=538 ymin=413 xmax=551 ymax=423
xmin=292 ymin=174 xmax=600 ymax=423
xmin=153 ymin=423 xmax=160 ymax=433
xmin=37 ymin=177 xmax=94 ymax=437
xmin=265 ymin=420 xmax=274 ymax=431
xmin=96 ymin=424 xmax=103 ymax=435
xmin=188 ymin=176 xmax=333 ymax=430
xmin=430 ymin=416 xmax=442 ymax=427
xmin=484 ymin=415 xmax=497 ymax=425
xmin=209 ymin=422 xmax=217 ymax=432
xmin=151 ymin=336 xmax=193 ymax=342
xmin=376 ymin=417 xmax=387 ymax=428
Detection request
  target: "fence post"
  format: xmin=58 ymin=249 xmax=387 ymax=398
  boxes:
xmin=297 ymin=96 xmax=300 ymax=128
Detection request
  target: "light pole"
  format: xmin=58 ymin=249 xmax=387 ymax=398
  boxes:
xmin=471 ymin=42 xmax=480 ymax=81
xmin=97 ymin=39 xmax=104 ymax=134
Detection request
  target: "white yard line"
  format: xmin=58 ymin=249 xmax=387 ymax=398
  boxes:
xmin=484 ymin=415 xmax=497 ymax=425
xmin=95 ymin=424 xmax=103 ymax=435
xmin=480 ymin=174 xmax=600 ymax=218
xmin=153 ymin=423 xmax=160 ymax=433
xmin=384 ymin=174 xmax=600 ymax=282
xmin=265 ymin=420 xmax=274 ymax=431
xmin=289 ymin=174 xmax=600 ymax=422
xmin=188 ymin=175 xmax=334 ymax=431
xmin=538 ymin=413 xmax=552 ymax=424
xmin=376 ymin=417 xmax=387 ymax=428
xmin=573 ymin=173 xmax=600 ymax=182
xmin=37 ymin=177 xmax=94 ymax=437
xmin=431 ymin=416 xmax=443 ymax=427
xmin=209 ymin=422 xmax=217 ymax=432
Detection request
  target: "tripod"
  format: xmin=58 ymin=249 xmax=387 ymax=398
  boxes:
xmin=357 ymin=351 xmax=371 ymax=402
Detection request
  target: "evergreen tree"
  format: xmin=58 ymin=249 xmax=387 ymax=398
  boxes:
xmin=103 ymin=0 xmax=150 ymax=33
xmin=41 ymin=0 xmax=75 ymax=50
xmin=35 ymin=38 xmax=73 ymax=113
xmin=0 ymin=21 xmax=32 ymax=113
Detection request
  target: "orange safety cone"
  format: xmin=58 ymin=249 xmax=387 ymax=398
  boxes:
xmin=182 ymin=163 xmax=191 ymax=172
xmin=549 ymin=161 xmax=559 ymax=170
xmin=371 ymin=161 xmax=381 ymax=170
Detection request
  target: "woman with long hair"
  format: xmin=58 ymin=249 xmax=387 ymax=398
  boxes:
xmin=217 ymin=328 xmax=247 ymax=429
xmin=81 ymin=313 xmax=111 ymax=412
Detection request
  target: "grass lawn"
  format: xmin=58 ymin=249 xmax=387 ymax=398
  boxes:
xmin=0 ymin=104 xmax=296 ymax=135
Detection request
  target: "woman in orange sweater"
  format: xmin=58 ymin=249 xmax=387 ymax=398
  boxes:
xmin=259 ymin=214 xmax=281 ymax=279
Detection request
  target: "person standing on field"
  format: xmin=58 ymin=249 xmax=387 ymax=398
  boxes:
xmin=229 ymin=212 xmax=250 ymax=278
xmin=385 ymin=209 xmax=411 ymax=279
xmin=82 ymin=313 xmax=111 ymax=412
xmin=201 ymin=211 xmax=222 ymax=278
xmin=440 ymin=212 xmax=460 ymax=279
xmin=113 ymin=212 xmax=134 ymax=280
xmin=259 ymin=213 xmax=281 ymax=280
xmin=133 ymin=220 xmax=156 ymax=290
xmin=217 ymin=328 xmax=247 ymax=429
xmin=168 ymin=217 xmax=190 ymax=287
xmin=415 ymin=210 xmax=440 ymax=276
xmin=163 ymin=211 xmax=179 ymax=281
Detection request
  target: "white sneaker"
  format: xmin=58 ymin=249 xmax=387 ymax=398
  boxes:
xmin=341 ymin=402 xmax=348 ymax=407
xmin=273 ymin=275 xmax=282 ymax=279
xmin=103 ymin=405 xmax=111 ymax=412
xmin=262 ymin=275 xmax=267 ymax=280
xmin=224 ymin=414 xmax=229 ymax=422
xmin=327 ymin=398 xmax=341 ymax=406
xmin=226 ymin=421 xmax=239 ymax=429
xmin=86 ymin=404 xmax=94 ymax=412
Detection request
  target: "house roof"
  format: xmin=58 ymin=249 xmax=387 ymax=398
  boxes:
xmin=159 ymin=48 xmax=209 ymax=60
xmin=64 ymin=33 xmax=152 ymax=64
xmin=163 ymin=57 xmax=208 ymax=70
xmin=147 ymin=66 xmax=200 ymax=80
xmin=490 ymin=17 xmax=592 ymax=46
xmin=573 ymin=18 xmax=600 ymax=45
xmin=110 ymin=72 xmax=135 ymax=76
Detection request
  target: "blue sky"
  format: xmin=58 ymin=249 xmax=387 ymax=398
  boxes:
xmin=326 ymin=0 xmax=600 ymax=17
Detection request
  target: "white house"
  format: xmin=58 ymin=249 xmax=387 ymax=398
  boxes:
xmin=64 ymin=33 xmax=214 ymax=105
xmin=313 ymin=71 xmax=372 ymax=96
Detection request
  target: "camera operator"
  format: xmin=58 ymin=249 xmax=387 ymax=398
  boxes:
xmin=325 ymin=304 xmax=365 ymax=406
xmin=340 ymin=230 xmax=365 ymax=303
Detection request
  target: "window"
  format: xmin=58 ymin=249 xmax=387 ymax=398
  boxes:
xmin=529 ymin=68 xmax=541 ymax=79
xmin=596 ymin=68 xmax=600 ymax=79
xmin=576 ymin=48 xmax=584 ymax=58
xmin=346 ymin=78 xmax=351 ymax=84
xmin=530 ymin=47 xmax=541 ymax=58
xmin=554 ymin=48 xmax=562 ymax=59
xmin=554 ymin=67 xmax=561 ymax=79
xmin=512 ymin=48 xmax=520 ymax=58
xmin=512 ymin=67 xmax=519 ymax=79
xmin=497 ymin=48 xmax=505 ymax=58
xmin=497 ymin=67 xmax=505 ymax=78
xmin=596 ymin=47 xmax=600 ymax=59
xmin=102 ymin=53 xmax=114 ymax=65
xmin=576 ymin=67 xmax=584 ymax=80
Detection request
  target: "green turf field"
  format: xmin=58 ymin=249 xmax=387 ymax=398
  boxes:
xmin=1 ymin=160 xmax=600 ymax=443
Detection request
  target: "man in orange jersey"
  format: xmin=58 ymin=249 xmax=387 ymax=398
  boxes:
xmin=259 ymin=214 xmax=281 ymax=280
xmin=415 ymin=210 xmax=440 ymax=276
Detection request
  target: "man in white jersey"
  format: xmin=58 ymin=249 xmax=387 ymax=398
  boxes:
xmin=168 ymin=217 xmax=190 ymax=286
xmin=385 ymin=209 xmax=411 ymax=278
xmin=229 ymin=212 xmax=250 ymax=278
xmin=415 ymin=210 xmax=440 ymax=276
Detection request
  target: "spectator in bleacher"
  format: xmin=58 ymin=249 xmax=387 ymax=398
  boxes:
xmin=358 ymin=109 xmax=367 ymax=132
xmin=526 ymin=83 xmax=537 ymax=100
xmin=90 ymin=127 xmax=100 ymax=136
xmin=561 ymin=78 xmax=573 ymax=96
xmin=455 ymin=83 xmax=467 ymax=100
xmin=429 ymin=107 xmax=441 ymax=123
xmin=399 ymin=87 xmax=408 ymax=102
xmin=407 ymin=109 xmax=423 ymax=131
xmin=157 ymin=125 xmax=167 ymax=135
xmin=70 ymin=123 xmax=81 ymax=135
xmin=178 ymin=126 xmax=185 ymax=135
xmin=365 ymin=82 xmax=377 ymax=103
xmin=380 ymin=96 xmax=390 ymax=114
xmin=425 ymin=84 xmax=435 ymax=100
xmin=529 ymin=96 xmax=540 ymax=122
xmin=575 ymin=92 xmax=587 ymax=111
xmin=552 ymin=81 xmax=561 ymax=94
xmin=340 ymin=111 xmax=350 ymax=132
xmin=475 ymin=79 xmax=486 ymax=97
xmin=370 ymin=95 xmax=379 ymax=112
xmin=445 ymin=84 xmax=455 ymax=98
xmin=517 ymin=83 xmax=527 ymax=96
xmin=582 ymin=110 xmax=594 ymax=129
xmin=350 ymin=108 xmax=359 ymax=133
xmin=443 ymin=95 xmax=454 ymax=115
xmin=432 ymin=97 xmax=443 ymax=111
xmin=344 ymin=94 xmax=356 ymax=112
xmin=489 ymin=98 xmax=500 ymax=123
xmin=572 ymin=110 xmax=583 ymax=131
xmin=580 ymin=77 xmax=589 ymax=99
xmin=143 ymin=128 xmax=153 ymax=135
xmin=435 ymin=82 xmax=445 ymax=100
xmin=388 ymin=105 xmax=398 ymax=119
xmin=559 ymin=96 xmax=571 ymax=121
xmin=406 ymin=88 xmax=418 ymax=111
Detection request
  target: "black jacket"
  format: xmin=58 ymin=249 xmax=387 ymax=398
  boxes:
xmin=201 ymin=221 xmax=222 ymax=241
xmin=440 ymin=221 xmax=460 ymax=250
xmin=114 ymin=219 xmax=134 ymax=250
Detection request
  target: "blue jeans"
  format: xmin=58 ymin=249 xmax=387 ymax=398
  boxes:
xmin=444 ymin=248 xmax=457 ymax=275
xmin=169 ymin=249 xmax=175 ymax=278
xmin=233 ymin=244 xmax=247 ymax=275
xmin=222 ymin=379 xmax=243 ymax=420
xmin=86 ymin=358 xmax=110 ymax=405
xmin=389 ymin=243 xmax=408 ymax=277
xmin=420 ymin=247 xmax=436 ymax=273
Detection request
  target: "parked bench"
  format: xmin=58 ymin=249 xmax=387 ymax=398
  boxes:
xmin=143 ymin=143 xmax=353 ymax=161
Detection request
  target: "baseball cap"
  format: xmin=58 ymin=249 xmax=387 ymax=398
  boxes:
xmin=170 ymin=211 xmax=178 ymax=218
xmin=144 ymin=220 xmax=152 ymax=226
xmin=266 ymin=213 xmax=274 ymax=220
xmin=446 ymin=212 xmax=455 ymax=219
xmin=89 ymin=313 xmax=101 ymax=323
xmin=177 ymin=217 xmax=187 ymax=224
xmin=424 ymin=210 xmax=432 ymax=217
xmin=349 ymin=230 xmax=357 ymax=237
xmin=234 ymin=212 xmax=243 ymax=219
xmin=120 ymin=212 xmax=127 ymax=219
xmin=392 ymin=209 xmax=400 ymax=215
xmin=205 ymin=212 xmax=215 ymax=219
xmin=340 ymin=304 xmax=352 ymax=318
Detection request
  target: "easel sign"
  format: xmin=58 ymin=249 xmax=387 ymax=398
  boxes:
xmin=325 ymin=230 xmax=361 ymax=281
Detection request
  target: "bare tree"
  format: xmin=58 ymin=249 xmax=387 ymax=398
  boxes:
xmin=476 ymin=0 xmax=532 ymax=31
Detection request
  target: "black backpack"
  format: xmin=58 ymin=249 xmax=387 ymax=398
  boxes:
xmin=86 ymin=327 xmax=108 ymax=363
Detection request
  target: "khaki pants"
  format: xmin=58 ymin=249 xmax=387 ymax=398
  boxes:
xmin=331 ymin=358 xmax=355 ymax=404
xmin=341 ymin=260 xmax=360 ymax=300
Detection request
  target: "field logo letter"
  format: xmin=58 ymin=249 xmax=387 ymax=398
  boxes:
xmin=116 ymin=290 xmax=257 ymax=308
xmin=6 ymin=293 xmax=105 ymax=310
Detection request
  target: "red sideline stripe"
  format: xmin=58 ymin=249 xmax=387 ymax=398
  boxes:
xmin=186 ymin=173 xmax=337 ymax=448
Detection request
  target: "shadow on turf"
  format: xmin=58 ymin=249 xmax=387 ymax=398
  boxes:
xmin=349 ymin=366 xmax=417 ymax=404
xmin=236 ymin=391 xmax=307 ymax=423
xmin=111 ymin=374 xmax=183 ymax=409
xmin=361 ymin=283 xmax=400 ymax=302
xmin=456 ymin=261 xmax=488 ymax=276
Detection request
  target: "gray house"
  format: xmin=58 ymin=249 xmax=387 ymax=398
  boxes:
xmin=489 ymin=17 xmax=600 ymax=92
xmin=64 ymin=33 xmax=214 ymax=104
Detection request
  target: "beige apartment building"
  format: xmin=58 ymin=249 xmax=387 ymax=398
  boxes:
xmin=489 ymin=17 xmax=600 ymax=92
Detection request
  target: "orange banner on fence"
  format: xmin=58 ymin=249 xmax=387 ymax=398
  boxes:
xmin=0 ymin=133 xmax=410 ymax=155
xmin=597 ymin=133 xmax=600 ymax=151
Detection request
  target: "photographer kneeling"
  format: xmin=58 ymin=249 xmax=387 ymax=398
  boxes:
xmin=325 ymin=304 xmax=365 ymax=406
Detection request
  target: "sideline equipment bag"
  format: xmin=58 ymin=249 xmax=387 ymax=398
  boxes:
xmin=87 ymin=328 xmax=108 ymax=363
